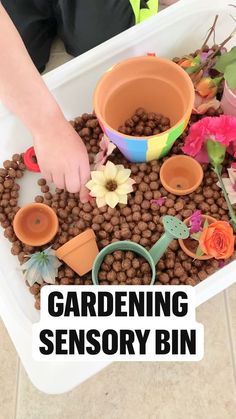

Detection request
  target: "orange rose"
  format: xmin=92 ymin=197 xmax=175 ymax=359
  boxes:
xmin=199 ymin=221 xmax=234 ymax=260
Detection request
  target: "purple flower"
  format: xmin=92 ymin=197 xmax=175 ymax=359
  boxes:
xmin=150 ymin=197 xmax=166 ymax=206
xmin=189 ymin=210 xmax=202 ymax=234
xmin=219 ymin=260 xmax=225 ymax=269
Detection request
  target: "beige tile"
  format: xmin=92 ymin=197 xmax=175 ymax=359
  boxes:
xmin=0 ymin=319 xmax=19 ymax=419
xmin=226 ymin=284 xmax=236 ymax=374
xmin=50 ymin=38 xmax=66 ymax=54
xmin=16 ymin=293 xmax=236 ymax=419
xmin=44 ymin=52 xmax=73 ymax=73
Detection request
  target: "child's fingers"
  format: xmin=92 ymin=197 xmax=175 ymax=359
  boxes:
xmin=80 ymin=184 xmax=90 ymax=203
xmin=65 ymin=168 xmax=81 ymax=193
xmin=52 ymin=173 xmax=65 ymax=190
xmin=41 ymin=170 xmax=53 ymax=185
xmin=79 ymin=159 xmax=91 ymax=203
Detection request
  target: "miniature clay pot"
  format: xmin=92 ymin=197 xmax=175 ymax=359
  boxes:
xmin=13 ymin=203 xmax=58 ymax=246
xmin=160 ymin=155 xmax=203 ymax=195
xmin=221 ymin=81 xmax=236 ymax=117
xmin=93 ymin=55 xmax=194 ymax=162
xmin=178 ymin=214 xmax=217 ymax=260
xmin=56 ymin=229 xmax=99 ymax=276
xmin=24 ymin=147 xmax=40 ymax=172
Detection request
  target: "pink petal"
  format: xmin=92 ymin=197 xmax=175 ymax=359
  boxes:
xmin=193 ymin=94 xmax=220 ymax=115
xmin=150 ymin=197 xmax=166 ymax=206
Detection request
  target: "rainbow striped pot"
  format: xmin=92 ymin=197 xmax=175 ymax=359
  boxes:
xmin=94 ymin=56 xmax=194 ymax=162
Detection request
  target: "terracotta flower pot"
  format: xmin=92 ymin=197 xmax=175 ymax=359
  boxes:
xmin=221 ymin=81 xmax=236 ymax=117
xmin=94 ymin=56 xmax=194 ymax=162
xmin=13 ymin=203 xmax=58 ymax=246
xmin=160 ymin=155 xmax=203 ymax=195
xmin=56 ymin=229 xmax=99 ymax=276
xmin=178 ymin=214 xmax=217 ymax=260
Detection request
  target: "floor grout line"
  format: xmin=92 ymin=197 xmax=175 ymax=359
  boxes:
xmin=224 ymin=290 xmax=236 ymax=396
xmin=13 ymin=357 xmax=20 ymax=419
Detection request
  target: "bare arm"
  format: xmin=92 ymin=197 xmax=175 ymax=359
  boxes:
xmin=0 ymin=4 xmax=90 ymax=198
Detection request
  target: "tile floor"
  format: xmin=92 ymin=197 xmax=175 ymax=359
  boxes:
xmin=1 ymin=5 xmax=236 ymax=418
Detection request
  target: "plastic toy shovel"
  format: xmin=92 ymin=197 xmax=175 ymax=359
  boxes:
xmin=92 ymin=216 xmax=189 ymax=285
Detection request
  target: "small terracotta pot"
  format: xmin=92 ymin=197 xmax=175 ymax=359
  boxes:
xmin=13 ymin=203 xmax=58 ymax=246
xmin=56 ymin=229 xmax=99 ymax=276
xmin=221 ymin=81 xmax=236 ymax=117
xmin=178 ymin=214 xmax=217 ymax=260
xmin=94 ymin=56 xmax=194 ymax=162
xmin=160 ymin=155 xmax=203 ymax=195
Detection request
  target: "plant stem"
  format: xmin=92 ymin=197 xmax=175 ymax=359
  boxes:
xmin=214 ymin=165 xmax=236 ymax=232
xmin=201 ymin=15 xmax=219 ymax=51
xmin=198 ymin=27 xmax=236 ymax=73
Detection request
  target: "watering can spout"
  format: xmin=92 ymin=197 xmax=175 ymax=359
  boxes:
xmin=149 ymin=216 xmax=190 ymax=265
xmin=149 ymin=233 xmax=173 ymax=265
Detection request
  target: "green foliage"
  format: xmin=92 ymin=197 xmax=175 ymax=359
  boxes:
xmin=214 ymin=47 xmax=236 ymax=88
xmin=206 ymin=139 xmax=226 ymax=168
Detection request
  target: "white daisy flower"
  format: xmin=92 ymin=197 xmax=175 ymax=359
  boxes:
xmin=86 ymin=161 xmax=135 ymax=208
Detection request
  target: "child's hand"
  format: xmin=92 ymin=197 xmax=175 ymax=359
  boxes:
xmin=34 ymin=119 xmax=90 ymax=202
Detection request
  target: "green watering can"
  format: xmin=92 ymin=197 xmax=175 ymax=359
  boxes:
xmin=92 ymin=216 xmax=189 ymax=285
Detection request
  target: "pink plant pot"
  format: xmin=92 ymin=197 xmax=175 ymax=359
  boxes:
xmin=221 ymin=81 xmax=236 ymax=117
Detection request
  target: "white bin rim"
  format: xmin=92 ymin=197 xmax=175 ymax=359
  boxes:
xmin=0 ymin=0 xmax=235 ymax=394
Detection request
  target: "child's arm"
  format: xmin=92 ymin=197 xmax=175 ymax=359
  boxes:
xmin=0 ymin=4 xmax=90 ymax=200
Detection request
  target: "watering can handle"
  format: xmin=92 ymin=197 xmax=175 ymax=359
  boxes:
xmin=149 ymin=232 xmax=173 ymax=265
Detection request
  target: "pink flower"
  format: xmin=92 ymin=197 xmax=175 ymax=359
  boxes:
xmin=189 ymin=210 xmax=202 ymax=234
xmin=94 ymin=135 xmax=116 ymax=169
xmin=183 ymin=115 xmax=236 ymax=161
xmin=150 ymin=197 xmax=166 ymax=206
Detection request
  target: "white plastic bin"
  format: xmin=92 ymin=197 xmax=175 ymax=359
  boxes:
xmin=0 ymin=0 xmax=236 ymax=394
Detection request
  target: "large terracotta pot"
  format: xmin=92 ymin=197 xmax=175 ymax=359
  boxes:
xmin=178 ymin=214 xmax=217 ymax=260
xmin=94 ymin=56 xmax=194 ymax=162
xmin=56 ymin=229 xmax=99 ymax=276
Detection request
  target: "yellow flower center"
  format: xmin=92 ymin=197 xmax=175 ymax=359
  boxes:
xmin=106 ymin=180 xmax=118 ymax=192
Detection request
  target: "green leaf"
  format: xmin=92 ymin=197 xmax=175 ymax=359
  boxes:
xmin=203 ymin=218 xmax=209 ymax=229
xmin=224 ymin=62 xmax=236 ymax=89
xmin=206 ymin=140 xmax=226 ymax=167
xmin=212 ymin=76 xmax=223 ymax=86
xmin=191 ymin=232 xmax=201 ymax=241
xmin=214 ymin=46 xmax=236 ymax=73
xmin=196 ymin=245 xmax=205 ymax=257
xmin=185 ymin=65 xmax=201 ymax=74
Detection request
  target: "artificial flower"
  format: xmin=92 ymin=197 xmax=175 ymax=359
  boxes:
xmin=21 ymin=247 xmax=61 ymax=286
xmin=86 ymin=160 xmax=135 ymax=208
xmin=182 ymin=115 xmax=236 ymax=161
xmin=195 ymin=76 xmax=222 ymax=99
xmin=189 ymin=210 xmax=202 ymax=234
xmin=193 ymin=93 xmax=220 ymax=115
xmin=150 ymin=197 xmax=166 ymax=206
xmin=94 ymin=135 xmax=116 ymax=169
xmin=206 ymin=139 xmax=226 ymax=167
xmin=199 ymin=221 xmax=234 ymax=259
xmin=217 ymin=168 xmax=236 ymax=204
xmin=183 ymin=115 xmax=236 ymax=232
xmin=189 ymin=70 xmax=204 ymax=86
xmin=178 ymin=55 xmax=201 ymax=74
